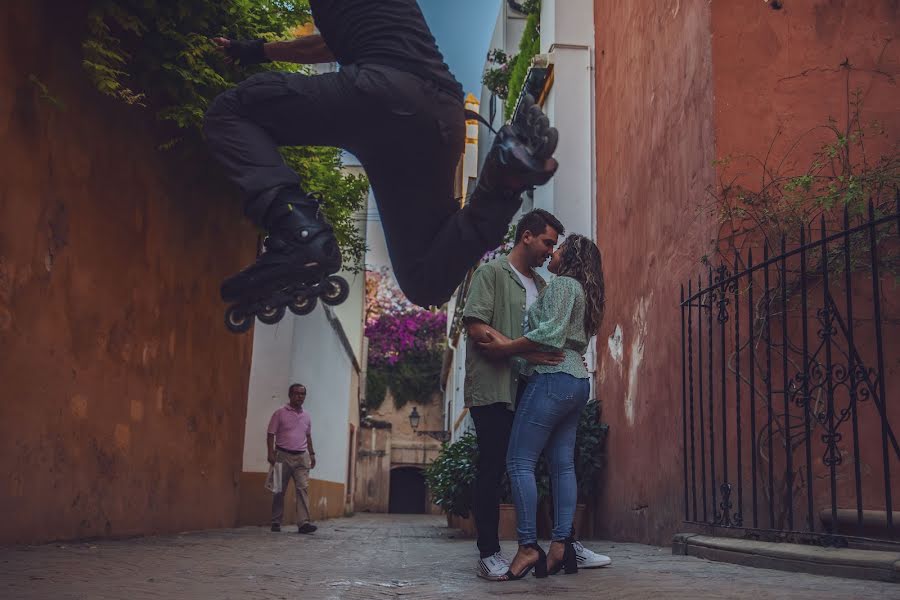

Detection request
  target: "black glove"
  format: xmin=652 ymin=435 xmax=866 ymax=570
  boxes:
xmin=226 ymin=39 xmax=270 ymax=65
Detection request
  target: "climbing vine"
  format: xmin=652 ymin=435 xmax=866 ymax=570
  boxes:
xmin=504 ymin=5 xmax=541 ymax=117
xmin=706 ymin=75 xmax=899 ymax=280
xmin=81 ymin=0 xmax=368 ymax=269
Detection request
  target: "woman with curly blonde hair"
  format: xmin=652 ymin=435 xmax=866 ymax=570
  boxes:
xmin=478 ymin=233 xmax=605 ymax=580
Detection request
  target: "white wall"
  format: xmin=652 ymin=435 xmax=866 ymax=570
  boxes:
xmin=242 ymin=148 xmax=367 ymax=486
xmin=243 ymin=305 xmax=355 ymax=485
xmin=364 ymin=194 xmax=392 ymax=273
xmin=243 ymin=314 xmax=294 ymax=474
xmin=534 ymin=0 xmax=597 ymax=390
xmin=289 ymin=306 xmax=355 ymax=484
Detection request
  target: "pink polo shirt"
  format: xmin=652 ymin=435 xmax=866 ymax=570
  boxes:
xmin=267 ymin=405 xmax=312 ymax=452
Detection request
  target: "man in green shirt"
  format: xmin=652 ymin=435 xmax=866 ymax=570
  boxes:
xmin=463 ymin=209 xmax=565 ymax=579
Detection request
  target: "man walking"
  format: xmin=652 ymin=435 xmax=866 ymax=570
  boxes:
xmin=463 ymin=209 xmax=610 ymax=579
xmin=267 ymin=383 xmax=317 ymax=534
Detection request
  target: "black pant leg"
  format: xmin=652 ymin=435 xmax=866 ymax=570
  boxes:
xmin=205 ymin=63 xmax=515 ymax=307
xmin=203 ymin=67 xmax=369 ymax=225
xmin=359 ymin=91 xmax=520 ymax=308
xmin=470 ymin=402 xmax=514 ymax=557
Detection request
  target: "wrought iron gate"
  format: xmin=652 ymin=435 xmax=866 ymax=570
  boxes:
xmin=680 ymin=199 xmax=900 ymax=546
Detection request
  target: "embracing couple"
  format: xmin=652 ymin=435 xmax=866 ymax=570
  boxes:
xmin=464 ymin=209 xmax=611 ymax=581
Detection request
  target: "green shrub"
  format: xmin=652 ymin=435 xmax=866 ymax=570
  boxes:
xmin=424 ymin=431 xmax=478 ymax=517
xmin=504 ymin=10 xmax=541 ymax=117
xmin=81 ymin=0 xmax=368 ymax=268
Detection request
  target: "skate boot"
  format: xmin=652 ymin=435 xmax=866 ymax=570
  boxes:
xmin=221 ymin=191 xmax=349 ymax=334
xmin=466 ymin=94 xmax=559 ymax=245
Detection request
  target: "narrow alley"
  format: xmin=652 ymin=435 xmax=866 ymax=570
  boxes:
xmin=1 ymin=514 xmax=895 ymax=599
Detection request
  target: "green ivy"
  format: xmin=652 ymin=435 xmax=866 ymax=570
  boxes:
xmin=365 ymin=349 xmax=443 ymax=410
xmin=504 ymin=9 xmax=541 ymax=118
xmin=81 ymin=0 xmax=368 ymax=269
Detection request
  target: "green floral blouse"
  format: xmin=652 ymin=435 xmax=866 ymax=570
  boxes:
xmin=523 ymin=275 xmax=590 ymax=379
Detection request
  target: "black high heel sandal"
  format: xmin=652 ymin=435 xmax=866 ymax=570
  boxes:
xmin=547 ymin=537 xmax=578 ymax=575
xmin=501 ymin=543 xmax=548 ymax=580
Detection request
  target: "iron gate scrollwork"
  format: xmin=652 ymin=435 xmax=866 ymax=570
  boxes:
xmin=680 ymin=196 xmax=900 ymax=546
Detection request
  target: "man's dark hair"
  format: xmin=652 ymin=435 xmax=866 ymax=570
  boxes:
xmin=288 ymin=383 xmax=306 ymax=395
xmin=514 ymin=208 xmax=565 ymax=243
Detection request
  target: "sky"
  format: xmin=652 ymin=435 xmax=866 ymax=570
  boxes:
xmin=418 ymin=0 xmax=502 ymax=97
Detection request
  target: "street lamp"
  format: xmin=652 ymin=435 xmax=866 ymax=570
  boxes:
xmin=408 ymin=406 xmax=450 ymax=443
xmin=408 ymin=406 xmax=422 ymax=431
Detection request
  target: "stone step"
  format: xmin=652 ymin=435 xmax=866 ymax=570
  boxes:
xmin=673 ymin=533 xmax=900 ymax=583
xmin=819 ymin=509 xmax=900 ymax=541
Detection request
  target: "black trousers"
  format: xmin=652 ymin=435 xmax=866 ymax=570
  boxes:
xmin=204 ymin=64 xmax=511 ymax=307
xmin=470 ymin=401 xmax=515 ymax=557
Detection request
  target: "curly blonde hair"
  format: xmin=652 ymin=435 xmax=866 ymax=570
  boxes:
xmin=555 ymin=234 xmax=605 ymax=334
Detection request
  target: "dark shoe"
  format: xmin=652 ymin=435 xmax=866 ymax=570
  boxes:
xmin=465 ymin=94 xmax=559 ymax=248
xmin=547 ymin=537 xmax=578 ymax=575
xmin=297 ymin=523 xmax=317 ymax=534
xmin=481 ymin=93 xmax=558 ymax=194
xmin=270 ymin=524 xmax=281 ymax=532
xmin=500 ymin=543 xmax=547 ymax=581
xmin=221 ymin=190 xmax=342 ymax=303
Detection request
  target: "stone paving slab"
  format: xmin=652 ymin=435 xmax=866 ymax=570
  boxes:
xmin=1 ymin=514 xmax=898 ymax=599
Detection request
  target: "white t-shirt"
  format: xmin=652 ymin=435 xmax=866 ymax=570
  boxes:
xmin=510 ymin=263 xmax=540 ymax=310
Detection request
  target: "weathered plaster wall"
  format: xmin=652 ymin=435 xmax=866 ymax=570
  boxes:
xmin=711 ymin=0 xmax=899 ymax=189
xmin=593 ymin=0 xmax=717 ymax=545
xmin=707 ymin=0 xmax=900 ymax=536
xmin=0 ymin=1 xmax=256 ymax=544
xmin=594 ymin=0 xmax=898 ymax=546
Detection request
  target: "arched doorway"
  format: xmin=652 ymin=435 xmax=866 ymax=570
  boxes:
xmin=388 ymin=467 xmax=426 ymax=514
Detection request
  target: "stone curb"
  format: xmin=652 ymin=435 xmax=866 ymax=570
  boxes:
xmin=672 ymin=533 xmax=900 ymax=583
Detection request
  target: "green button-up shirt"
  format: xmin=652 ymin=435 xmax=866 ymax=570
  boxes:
xmin=462 ymin=256 xmax=546 ymax=409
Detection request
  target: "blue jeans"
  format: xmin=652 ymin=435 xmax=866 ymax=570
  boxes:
xmin=507 ymin=372 xmax=590 ymax=544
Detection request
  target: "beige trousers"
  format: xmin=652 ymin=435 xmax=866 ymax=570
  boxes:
xmin=271 ymin=450 xmax=311 ymax=526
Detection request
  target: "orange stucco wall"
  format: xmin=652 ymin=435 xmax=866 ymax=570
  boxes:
xmin=593 ymin=0 xmax=718 ymax=545
xmin=594 ymin=0 xmax=899 ymax=545
xmin=0 ymin=1 xmax=257 ymax=544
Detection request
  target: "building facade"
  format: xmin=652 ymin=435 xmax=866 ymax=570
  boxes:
xmin=592 ymin=0 xmax=900 ymax=546
xmin=445 ymin=0 xmax=600 ymax=442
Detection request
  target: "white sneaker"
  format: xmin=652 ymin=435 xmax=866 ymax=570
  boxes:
xmin=573 ymin=541 xmax=612 ymax=568
xmin=477 ymin=551 xmax=510 ymax=580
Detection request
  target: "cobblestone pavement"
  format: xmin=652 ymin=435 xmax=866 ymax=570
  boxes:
xmin=1 ymin=514 xmax=896 ymax=599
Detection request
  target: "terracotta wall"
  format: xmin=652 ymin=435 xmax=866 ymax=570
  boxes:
xmin=594 ymin=0 xmax=899 ymax=546
xmin=593 ymin=0 xmax=718 ymax=545
xmin=0 ymin=1 xmax=256 ymax=544
xmin=711 ymin=0 xmax=899 ymax=189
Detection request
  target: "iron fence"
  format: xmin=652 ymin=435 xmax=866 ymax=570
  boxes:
xmin=680 ymin=197 xmax=900 ymax=546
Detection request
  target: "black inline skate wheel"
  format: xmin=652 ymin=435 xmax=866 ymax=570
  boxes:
xmin=257 ymin=304 xmax=286 ymax=325
xmin=288 ymin=294 xmax=317 ymax=316
xmin=225 ymin=305 xmax=253 ymax=334
xmin=321 ymin=276 xmax=350 ymax=306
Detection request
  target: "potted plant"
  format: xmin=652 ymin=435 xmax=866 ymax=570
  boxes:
xmin=424 ymin=431 xmax=478 ymax=536
xmin=573 ymin=399 xmax=609 ymax=537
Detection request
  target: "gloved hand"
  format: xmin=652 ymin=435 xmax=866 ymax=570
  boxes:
xmin=212 ymin=37 xmax=271 ymax=65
